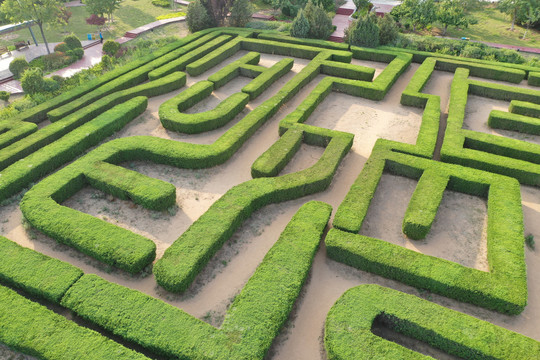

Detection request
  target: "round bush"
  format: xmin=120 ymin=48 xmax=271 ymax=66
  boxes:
xmin=101 ymin=54 xmax=114 ymax=69
xmin=291 ymin=9 xmax=310 ymax=38
xmin=9 ymin=57 xmax=29 ymax=79
xmin=378 ymin=14 xmax=399 ymax=45
xmin=186 ymin=0 xmax=213 ymax=32
xmin=0 ymin=91 xmax=10 ymax=101
xmin=63 ymin=34 xmax=82 ymax=50
xmin=54 ymin=42 xmax=70 ymax=53
xmin=21 ymin=67 xmax=45 ymax=95
xmin=72 ymin=48 xmax=84 ymax=60
xmin=102 ymin=40 xmax=120 ymax=57
xmin=43 ymin=78 xmax=60 ymax=92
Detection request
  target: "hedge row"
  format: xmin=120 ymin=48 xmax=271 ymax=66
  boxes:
xmin=45 ymin=32 xmax=205 ymax=123
xmin=0 ymin=284 xmax=150 ymax=360
xmin=330 ymin=144 xmax=527 ymax=314
xmin=325 ymin=285 xmax=540 ymax=359
xmin=147 ymin=34 xmax=232 ymax=80
xmin=257 ymin=32 xmax=349 ymax=51
xmin=0 ymin=71 xmax=185 ymax=198
xmin=251 ymin=127 xmax=303 ymax=178
xmin=510 ymin=100 xmax=540 ymax=118
xmin=0 ymin=97 xmax=148 ymax=203
xmin=0 ymin=236 xmax=82 ymax=303
xmin=61 ymin=201 xmax=332 ymax=359
xmin=159 ymin=80 xmax=249 ymax=134
xmin=207 ymin=52 xmax=261 ymax=89
xmin=186 ymin=37 xmax=242 ymax=76
xmin=21 ymin=50 xmax=351 ymax=275
xmin=434 ymin=57 xmax=525 ymax=83
xmin=0 ymin=120 xmax=36 ymax=151
xmin=320 ymin=60 xmax=375 ymax=82
xmin=242 ymin=58 xmax=293 ymax=99
xmin=488 ymin=109 xmax=540 ymax=135
xmin=440 ymin=68 xmax=540 ymax=185
xmin=530 ymin=72 xmax=540 ymax=86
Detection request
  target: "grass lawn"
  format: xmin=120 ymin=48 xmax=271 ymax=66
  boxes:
xmin=0 ymin=0 xmax=186 ymax=47
xmin=432 ymin=5 xmax=540 ymax=48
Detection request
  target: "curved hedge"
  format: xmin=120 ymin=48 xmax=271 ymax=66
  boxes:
xmin=325 ymin=285 xmax=540 ymax=360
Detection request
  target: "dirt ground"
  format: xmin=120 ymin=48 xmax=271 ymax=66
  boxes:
xmin=1 ymin=53 xmax=539 ymax=359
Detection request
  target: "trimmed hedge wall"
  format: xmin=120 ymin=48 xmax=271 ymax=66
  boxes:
xmin=0 ymin=236 xmax=82 ymax=303
xmin=159 ymin=80 xmax=249 ymax=134
xmin=0 ymin=284 xmax=150 ymax=360
xmin=251 ymin=127 xmax=303 ymax=178
xmin=186 ymin=37 xmax=242 ymax=76
xmin=0 ymin=120 xmax=36 ymax=151
xmin=325 ymin=285 xmax=540 ymax=360
xmin=61 ymin=201 xmax=331 ymax=359
xmin=434 ymin=57 xmax=525 ymax=83
xmin=530 ymin=72 xmax=540 ymax=86
xmin=488 ymin=109 xmax=540 ymax=135
xmin=207 ymin=52 xmax=261 ymax=89
xmin=331 ymin=143 xmax=527 ymax=314
xmin=510 ymin=100 xmax=540 ymax=118
xmin=242 ymin=58 xmax=293 ymax=99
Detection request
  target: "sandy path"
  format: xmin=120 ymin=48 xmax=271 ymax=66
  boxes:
xmin=1 ymin=54 xmax=540 ymax=360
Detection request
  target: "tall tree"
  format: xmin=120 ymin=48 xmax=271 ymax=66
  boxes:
xmin=0 ymin=0 xmax=65 ymax=54
xmin=436 ymin=0 xmax=469 ymax=35
xmin=521 ymin=0 xmax=540 ymax=39
xmin=84 ymin=0 xmax=123 ymax=22
xmin=497 ymin=0 xmax=524 ymax=31
xmin=392 ymin=0 xmax=436 ymax=32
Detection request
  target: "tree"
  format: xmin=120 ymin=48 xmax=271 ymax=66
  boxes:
xmin=290 ymin=9 xmax=310 ymax=37
xmin=58 ymin=7 xmax=72 ymax=33
xmin=86 ymin=13 xmax=107 ymax=31
xmin=186 ymin=0 xmax=213 ymax=32
xmin=377 ymin=14 xmax=399 ymax=44
xmin=436 ymin=0 xmax=469 ymax=35
xmin=497 ymin=0 xmax=524 ymax=31
xmin=391 ymin=0 xmax=436 ymax=32
xmin=0 ymin=0 xmax=65 ymax=54
xmin=521 ymin=0 xmax=540 ymax=39
xmin=304 ymin=0 xmax=333 ymax=39
xmin=346 ymin=13 xmax=379 ymax=47
xmin=202 ymin=0 xmax=233 ymax=26
xmin=229 ymin=0 xmax=253 ymax=27
xmin=84 ymin=0 xmax=123 ymax=22
xmin=353 ymin=0 xmax=371 ymax=13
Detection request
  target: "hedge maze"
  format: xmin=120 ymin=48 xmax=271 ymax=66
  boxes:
xmin=1 ymin=28 xmax=540 ymax=359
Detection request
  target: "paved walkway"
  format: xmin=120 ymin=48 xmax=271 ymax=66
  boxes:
xmin=124 ymin=17 xmax=186 ymax=39
xmin=65 ymin=1 xmax=85 ymax=7
xmin=330 ymin=0 xmax=354 ymax=42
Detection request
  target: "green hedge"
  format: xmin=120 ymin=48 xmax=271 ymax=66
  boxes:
xmin=320 ymin=60 xmax=375 ymax=81
xmin=251 ymin=127 xmax=303 ymax=178
xmin=207 ymin=52 xmax=261 ymax=89
xmin=242 ymin=58 xmax=293 ymax=99
xmin=147 ymin=34 xmax=233 ymax=80
xmin=0 ymin=120 xmax=37 ymax=150
xmin=488 ymin=109 xmax=540 ymax=135
xmin=469 ymin=79 xmax=540 ymax=103
xmin=43 ymin=32 xmax=203 ymax=123
xmin=257 ymin=32 xmax=349 ymax=51
xmin=61 ymin=201 xmax=332 ymax=359
xmin=0 ymin=97 xmax=147 ymax=203
xmin=434 ymin=57 xmax=525 ymax=83
xmin=530 ymin=72 xmax=540 ymax=86
xmin=0 ymin=236 xmax=82 ymax=303
xmin=325 ymin=285 xmax=540 ymax=360
xmin=509 ymin=99 xmax=540 ymax=118
xmin=159 ymin=80 xmax=249 ymax=134
xmin=186 ymin=37 xmax=242 ymax=76
xmin=331 ymin=144 xmax=527 ymax=314
xmin=0 ymin=284 xmax=150 ymax=360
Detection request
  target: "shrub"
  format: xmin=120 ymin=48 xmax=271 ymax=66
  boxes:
xmin=304 ymin=1 xmax=333 ymax=39
xmin=347 ymin=13 xmax=379 ymax=47
xmin=102 ymin=40 xmax=120 ymax=57
xmin=0 ymin=91 xmax=10 ymax=101
xmin=9 ymin=57 xmax=29 ymax=79
xmin=229 ymin=0 xmax=254 ymax=27
xmin=63 ymin=34 xmax=82 ymax=50
xmin=101 ymin=54 xmax=114 ymax=70
xmin=281 ymin=0 xmax=299 ymax=17
xmin=21 ymin=67 xmax=45 ymax=95
xmin=54 ymin=42 xmax=70 ymax=53
xmin=186 ymin=0 xmax=213 ymax=32
xmin=313 ymin=0 xmax=334 ymax=12
xmin=72 ymin=47 xmax=84 ymax=60
xmin=42 ymin=52 xmax=72 ymax=71
xmin=152 ymin=0 xmax=170 ymax=6
xmin=378 ymin=14 xmax=399 ymax=45
xmin=43 ymin=78 xmax=60 ymax=93
xmin=51 ymin=75 xmax=64 ymax=85
xmin=291 ymin=9 xmax=310 ymax=38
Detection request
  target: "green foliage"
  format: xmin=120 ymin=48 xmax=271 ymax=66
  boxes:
xmin=102 ymin=39 xmax=120 ymax=56
xmin=54 ymin=42 xmax=70 ymax=53
xmin=151 ymin=0 xmax=170 ymax=7
xmin=377 ymin=14 xmax=399 ymax=45
xmin=530 ymin=72 xmax=540 ymax=86
xmin=0 ymin=91 xmax=10 ymax=101
xmin=353 ymin=0 xmax=371 ymax=12
xmin=84 ymin=0 xmax=123 ymax=20
xmin=312 ymin=0 xmax=334 ymax=12
xmin=156 ymin=11 xmax=186 ymax=20
xmin=281 ymin=0 xmax=299 ymax=17
xmin=229 ymin=0 xmax=254 ymax=27
xmin=63 ymin=34 xmax=82 ymax=49
xmin=525 ymin=234 xmax=535 ymax=250
xmin=347 ymin=13 xmax=380 ymax=47
xmin=391 ymin=0 xmax=436 ymax=31
xmin=21 ymin=67 xmax=45 ymax=95
xmin=325 ymin=285 xmax=540 ymax=359
xmin=186 ymin=0 xmax=213 ymax=32
xmin=0 ymin=284 xmax=150 ymax=360
xmin=291 ymin=9 xmax=310 ymax=38
xmin=437 ymin=0 xmax=470 ymax=35
xmin=9 ymin=56 xmax=29 ymax=79
xmin=304 ymin=0 xmax=333 ymax=39
xmin=245 ymin=20 xmax=291 ymax=31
